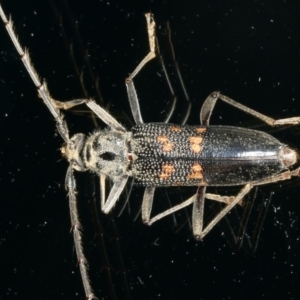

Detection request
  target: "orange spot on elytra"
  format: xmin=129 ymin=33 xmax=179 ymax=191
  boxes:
xmin=195 ymin=127 xmax=206 ymax=134
xmin=189 ymin=136 xmax=203 ymax=154
xmin=158 ymin=163 xmax=175 ymax=179
xmin=170 ymin=126 xmax=182 ymax=132
xmin=157 ymin=135 xmax=174 ymax=152
xmin=187 ymin=163 xmax=204 ymax=179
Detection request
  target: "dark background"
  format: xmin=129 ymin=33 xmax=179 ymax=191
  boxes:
xmin=1 ymin=0 xmax=300 ymax=299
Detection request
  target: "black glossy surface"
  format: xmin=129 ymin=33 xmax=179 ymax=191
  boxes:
xmin=201 ymin=126 xmax=285 ymax=185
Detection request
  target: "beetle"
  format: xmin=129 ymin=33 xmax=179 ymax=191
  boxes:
xmin=1 ymin=5 xmax=300 ymax=299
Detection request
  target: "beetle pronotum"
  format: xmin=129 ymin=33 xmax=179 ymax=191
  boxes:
xmin=1 ymin=3 xmax=300 ymax=299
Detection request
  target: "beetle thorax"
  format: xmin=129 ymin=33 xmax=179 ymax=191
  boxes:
xmin=84 ymin=129 xmax=131 ymax=178
xmin=62 ymin=130 xmax=131 ymax=178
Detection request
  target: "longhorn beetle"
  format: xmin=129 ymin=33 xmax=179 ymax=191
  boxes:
xmin=1 ymin=4 xmax=300 ymax=299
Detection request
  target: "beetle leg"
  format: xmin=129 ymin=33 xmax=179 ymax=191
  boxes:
xmin=100 ymin=174 xmax=106 ymax=210
xmin=252 ymin=168 xmax=300 ymax=186
xmin=142 ymin=187 xmax=248 ymax=228
xmin=194 ymin=168 xmax=300 ymax=240
xmin=194 ymin=184 xmax=253 ymax=240
xmin=101 ymin=176 xmax=129 ymax=214
xmin=200 ymin=91 xmax=300 ymax=127
xmin=192 ymin=187 xmax=206 ymax=239
xmin=141 ymin=187 xmax=155 ymax=224
xmin=53 ymin=98 xmax=126 ymax=132
xmin=142 ymin=188 xmax=197 ymax=226
xmin=205 ymin=193 xmax=243 ymax=205
xmin=125 ymin=13 xmax=156 ymax=125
